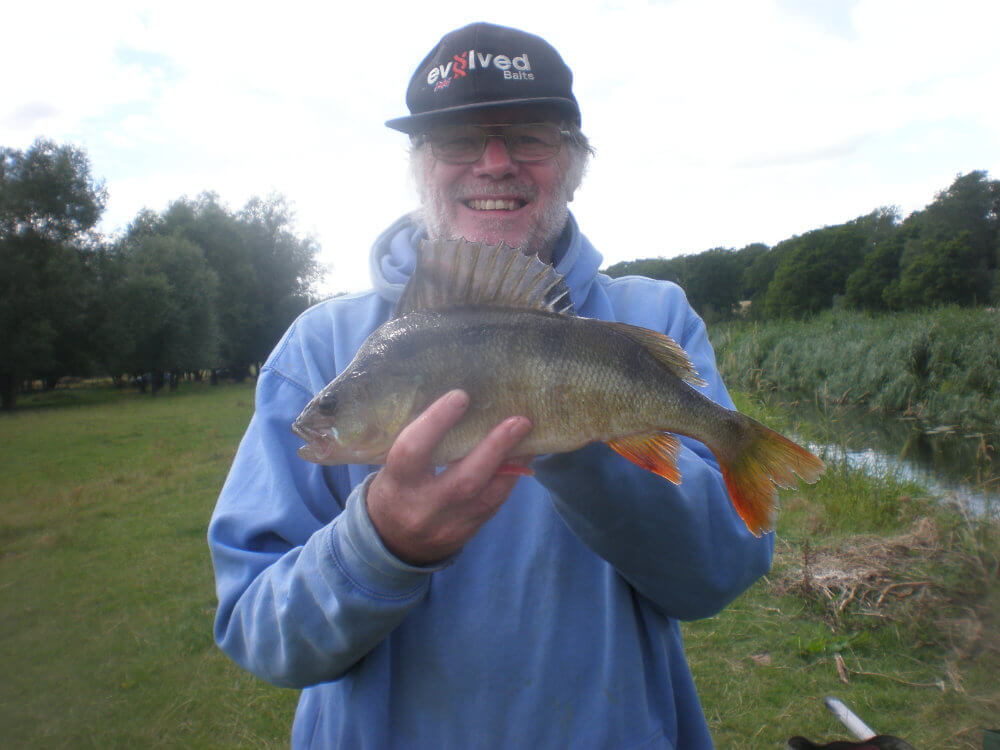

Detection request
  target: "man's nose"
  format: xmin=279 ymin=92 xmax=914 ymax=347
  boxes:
xmin=473 ymin=136 xmax=518 ymax=179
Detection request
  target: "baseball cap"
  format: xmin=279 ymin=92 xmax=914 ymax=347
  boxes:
xmin=385 ymin=22 xmax=581 ymax=134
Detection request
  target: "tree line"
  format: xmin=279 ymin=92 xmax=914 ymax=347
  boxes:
xmin=1 ymin=139 xmax=321 ymax=409
xmin=605 ymin=171 xmax=1000 ymax=324
xmin=4 ymin=139 xmax=997 ymax=409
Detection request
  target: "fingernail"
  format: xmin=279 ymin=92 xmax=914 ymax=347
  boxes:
xmin=508 ymin=417 xmax=531 ymax=438
xmin=447 ymin=389 xmax=469 ymax=410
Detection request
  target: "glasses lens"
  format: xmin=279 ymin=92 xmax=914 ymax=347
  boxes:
xmin=429 ymin=126 xmax=484 ymax=163
xmin=427 ymin=124 xmax=564 ymax=163
xmin=504 ymin=124 xmax=562 ymax=161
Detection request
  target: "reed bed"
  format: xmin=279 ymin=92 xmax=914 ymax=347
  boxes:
xmin=710 ymin=307 xmax=1000 ymax=432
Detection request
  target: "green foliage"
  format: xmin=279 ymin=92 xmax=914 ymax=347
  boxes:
xmin=844 ymin=235 xmax=904 ymax=311
xmin=0 ymin=138 xmax=107 ymax=243
xmin=892 ymin=231 xmax=990 ymax=308
xmin=606 ymin=172 xmax=998 ymax=322
xmin=0 ymin=138 xmax=322 ymax=404
xmin=0 ymin=135 xmax=323 ymax=404
xmin=764 ymin=223 xmax=869 ymax=319
xmin=0 ymin=139 xmax=107 ymax=408
xmin=605 ymin=243 xmax=768 ymax=322
xmin=711 ymin=307 xmax=1000 ymax=430
xmin=102 ymin=235 xmax=220 ymax=378
xmin=132 ymin=192 xmax=320 ymax=378
xmin=681 ymin=248 xmax=744 ymax=322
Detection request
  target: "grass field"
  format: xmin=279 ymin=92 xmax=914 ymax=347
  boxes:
xmin=1 ymin=383 xmax=297 ymax=747
xmin=1 ymin=382 xmax=997 ymax=747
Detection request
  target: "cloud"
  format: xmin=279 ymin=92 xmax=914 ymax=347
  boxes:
xmin=3 ymin=0 xmax=997 ymax=294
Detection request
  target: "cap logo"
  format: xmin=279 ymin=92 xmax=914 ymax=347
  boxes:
xmin=426 ymin=49 xmax=535 ymax=90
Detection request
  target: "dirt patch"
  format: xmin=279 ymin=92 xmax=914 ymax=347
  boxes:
xmin=771 ymin=516 xmax=999 ymax=665
xmin=774 ymin=517 xmax=942 ymax=616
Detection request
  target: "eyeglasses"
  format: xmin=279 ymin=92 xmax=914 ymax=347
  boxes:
xmin=419 ymin=123 xmax=570 ymax=164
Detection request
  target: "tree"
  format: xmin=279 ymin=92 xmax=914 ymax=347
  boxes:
xmin=891 ymin=231 xmax=985 ymax=308
xmin=764 ymin=223 xmax=868 ymax=319
xmin=844 ymin=234 xmax=904 ymax=311
xmin=0 ymin=140 xmax=106 ymax=409
xmin=234 ymin=195 xmax=320 ymax=372
xmin=740 ymin=243 xmax=785 ymax=315
xmin=673 ymin=249 xmax=743 ymax=322
xmin=894 ymin=172 xmax=1000 ymax=307
xmin=132 ymin=192 xmax=320 ymax=380
xmin=604 ymin=257 xmax=675 ymax=280
xmin=102 ymin=235 xmax=219 ymax=392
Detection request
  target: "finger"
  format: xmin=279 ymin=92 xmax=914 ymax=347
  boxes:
xmin=444 ymin=416 xmax=532 ymax=495
xmin=385 ymin=389 xmax=469 ymax=476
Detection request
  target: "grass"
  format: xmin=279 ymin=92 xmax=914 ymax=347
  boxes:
xmin=710 ymin=306 xmax=1000 ymax=431
xmin=1 ymin=382 xmax=997 ymax=747
xmin=681 ymin=391 xmax=999 ymax=748
xmin=0 ymin=382 xmax=297 ymax=747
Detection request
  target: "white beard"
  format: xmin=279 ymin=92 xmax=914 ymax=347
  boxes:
xmin=411 ymin=149 xmax=578 ymax=262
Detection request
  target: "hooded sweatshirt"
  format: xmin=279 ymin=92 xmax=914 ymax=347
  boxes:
xmin=209 ymin=214 xmax=773 ymax=749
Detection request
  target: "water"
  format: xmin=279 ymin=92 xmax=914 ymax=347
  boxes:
xmin=759 ymin=394 xmax=1000 ymax=518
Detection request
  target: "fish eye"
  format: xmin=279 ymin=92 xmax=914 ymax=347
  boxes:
xmin=316 ymin=394 xmax=337 ymax=415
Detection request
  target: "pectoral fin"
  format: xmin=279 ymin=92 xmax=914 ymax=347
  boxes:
xmin=496 ymin=462 xmax=535 ymax=476
xmin=607 ymin=432 xmax=682 ymax=483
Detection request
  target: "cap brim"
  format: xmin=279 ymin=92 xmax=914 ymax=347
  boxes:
xmin=385 ymin=97 xmax=580 ymax=134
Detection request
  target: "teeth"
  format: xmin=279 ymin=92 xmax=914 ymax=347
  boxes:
xmin=466 ymin=199 xmax=522 ymax=211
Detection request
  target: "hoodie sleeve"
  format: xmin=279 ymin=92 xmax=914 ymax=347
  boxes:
xmin=208 ymin=319 xmax=449 ymax=688
xmin=532 ymin=277 xmax=774 ymax=621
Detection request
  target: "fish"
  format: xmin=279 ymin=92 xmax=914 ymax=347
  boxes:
xmin=292 ymin=238 xmax=824 ymax=536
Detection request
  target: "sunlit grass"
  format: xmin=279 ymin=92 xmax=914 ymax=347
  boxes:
xmin=0 ymin=382 xmax=298 ymax=747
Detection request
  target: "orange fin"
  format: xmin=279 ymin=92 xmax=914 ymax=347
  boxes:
xmin=497 ymin=461 xmax=534 ymax=476
xmin=607 ymin=432 xmax=682 ymax=484
xmin=712 ymin=419 xmax=825 ymax=537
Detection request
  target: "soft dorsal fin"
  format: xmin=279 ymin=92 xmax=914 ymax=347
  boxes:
xmin=603 ymin=321 xmax=707 ymax=387
xmin=394 ymin=238 xmax=575 ymax=317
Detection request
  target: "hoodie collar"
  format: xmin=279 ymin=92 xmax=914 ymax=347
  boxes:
xmin=369 ymin=213 xmax=604 ymax=311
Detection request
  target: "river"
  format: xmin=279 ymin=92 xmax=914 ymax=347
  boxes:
xmin=757 ymin=393 xmax=1000 ymax=519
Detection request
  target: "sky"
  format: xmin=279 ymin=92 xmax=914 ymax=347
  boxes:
xmin=4 ymin=0 xmax=998 ymax=296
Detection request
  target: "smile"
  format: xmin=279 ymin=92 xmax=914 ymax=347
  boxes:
xmin=464 ymin=198 xmax=525 ymax=211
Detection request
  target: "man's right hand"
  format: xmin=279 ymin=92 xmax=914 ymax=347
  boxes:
xmin=365 ymin=389 xmax=532 ymax=566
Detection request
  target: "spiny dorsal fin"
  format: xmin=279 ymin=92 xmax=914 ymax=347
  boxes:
xmin=394 ymin=238 xmax=575 ymax=317
xmin=603 ymin=322 xmax=707 ymax=387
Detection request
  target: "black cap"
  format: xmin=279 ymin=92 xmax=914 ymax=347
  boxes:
xmin=385 ymin=22 xmax=581 ymax=134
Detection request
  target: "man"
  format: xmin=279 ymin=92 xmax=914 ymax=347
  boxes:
xmin=209 ymin=22 xmax=772 ymax=748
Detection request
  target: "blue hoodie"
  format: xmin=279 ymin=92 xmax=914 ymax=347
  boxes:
xmin=209 ymin=214 xmax=773 ymax=749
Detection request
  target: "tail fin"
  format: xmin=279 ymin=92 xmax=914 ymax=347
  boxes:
xmin=713 ymin=420 xmax=825 ymax=537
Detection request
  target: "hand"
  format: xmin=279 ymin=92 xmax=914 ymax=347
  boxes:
xmin=365 ymin=389 xmax=532 ymax=566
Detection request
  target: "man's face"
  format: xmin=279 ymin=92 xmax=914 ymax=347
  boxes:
xmin=413 ymin=109 xmax=579 ymax=263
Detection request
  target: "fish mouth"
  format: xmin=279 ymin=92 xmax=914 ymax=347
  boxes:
xmin=462 ymin=197 xmax=527 ymax=211
xmin=292 ymin=421 xmax=339 ymax=463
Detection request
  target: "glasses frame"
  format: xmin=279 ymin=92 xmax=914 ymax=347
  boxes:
xmin=417 ymin=122 xmax=572 ymax=165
